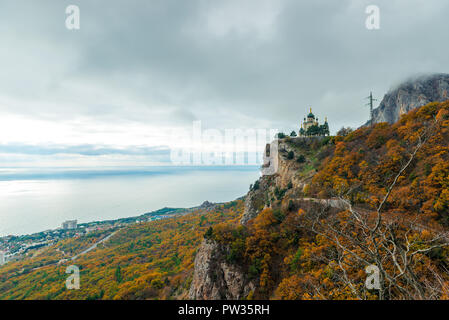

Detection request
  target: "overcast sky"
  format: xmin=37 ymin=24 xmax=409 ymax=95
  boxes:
xmin=0 ymin=0 xmax=448 ymax=166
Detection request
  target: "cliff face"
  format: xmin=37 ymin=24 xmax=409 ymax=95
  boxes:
xmin=241 ymin=176 xmax=271 ymax=225
xmin=189 ymin=137 xmax=325 ymax=299
xmin=371 ymin=74 xmax=449 ymax=124
xmin=188 ymin=239 xmax=255 ymax=300
xmin=241 ymin=138 xmax=319 ymax=224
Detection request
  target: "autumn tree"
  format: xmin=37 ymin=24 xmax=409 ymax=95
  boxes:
xmin=303 ymin=111 xmax=449 ymax=299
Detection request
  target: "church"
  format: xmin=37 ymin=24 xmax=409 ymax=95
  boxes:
xmin=299 ymin=108 xmax=329 ymax=137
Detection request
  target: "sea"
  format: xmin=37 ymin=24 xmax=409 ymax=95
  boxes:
xmin=0 ymin=166 xmax=260 ymax=236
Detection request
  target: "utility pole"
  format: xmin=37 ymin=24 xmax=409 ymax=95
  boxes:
xmin=365 ymin=91 xmax=377 ymax=126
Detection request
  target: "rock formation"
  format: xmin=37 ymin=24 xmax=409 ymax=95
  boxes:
xmin=370 ymin=74 xmax=449 ymax=124
xmin=188 ymin=239 xmax=255 ymax=300
xmin=189 ymin=137 xmax=324 ymax=299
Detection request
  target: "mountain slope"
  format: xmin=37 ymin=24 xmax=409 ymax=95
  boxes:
xmin=190 ymin=101 xmax=449 ymax=300
xmin=371 ymin=74 xmax=449 ymax=124
xmin=0 ymin=201 xmax=244 ymax=299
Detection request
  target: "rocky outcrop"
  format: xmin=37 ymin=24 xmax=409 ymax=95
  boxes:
xmin=240 ymin=176 xmax=271 ymax=225
xmin=274 ymin=138 xmax=319 ymax=190
xmin=190 ymin=137 xmax=322 ymax=299
xmin=371 ymin=74 xmax=449 ymax=125
xmin=240 ymin=138 xmax=320 ymax=224
xmin=188 ymin=239 xmax=255 ymax=300
xmin=198 ymin=201 xmax=216 ymax=211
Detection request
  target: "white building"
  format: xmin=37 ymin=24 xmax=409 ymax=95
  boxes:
xmin=62 ymin=220 xmax=78 ymax=230
xmin=0 ymin=251 xmax=5 ymax=266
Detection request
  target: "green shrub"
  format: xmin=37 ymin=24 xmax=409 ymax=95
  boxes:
xmin=296 ymin=155 xmax=305 ymax=163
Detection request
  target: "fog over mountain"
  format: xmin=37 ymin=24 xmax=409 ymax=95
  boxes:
xmin=370 ymin=73 xmax=449 ymax=124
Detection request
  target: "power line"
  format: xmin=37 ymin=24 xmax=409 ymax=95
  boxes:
xmin=365 ymin=91 xmax=377 ymax=127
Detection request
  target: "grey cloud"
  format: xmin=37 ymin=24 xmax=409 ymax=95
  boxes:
xmin=0 ymin=0 xmax=448 ymax=134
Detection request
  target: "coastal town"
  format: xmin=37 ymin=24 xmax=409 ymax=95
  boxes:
xmin=0 ymin=206 xmax=189 ymax=266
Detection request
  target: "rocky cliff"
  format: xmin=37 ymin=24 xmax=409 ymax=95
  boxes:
xmin=188 ymin=239 xmax=255 ymax=300
xmin=189 ymin=137 xmax=326 ymax=299
xmin=371 ymin=73 xmax=449 ymax=124
xmin=240 ymin=137 xmax=321 ymax=224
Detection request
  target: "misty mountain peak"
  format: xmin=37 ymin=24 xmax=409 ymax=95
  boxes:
xmin=371 ymin=73 xmax=449 ymax=124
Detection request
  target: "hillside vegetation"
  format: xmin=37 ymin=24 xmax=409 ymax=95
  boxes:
xmin=206 ymin=101 xmax=449 ymax=299
xmin=0 ymin=201 xmax=243 ymax=299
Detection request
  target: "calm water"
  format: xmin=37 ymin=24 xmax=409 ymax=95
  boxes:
xmin=0 ymin=166 xmax=260 ymax=236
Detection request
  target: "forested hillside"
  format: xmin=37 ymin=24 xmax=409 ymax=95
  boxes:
xmin=194 ymin=101 xmax=449 ymax=300
xmin=0 ymin=201 xmax=243 ymax=299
